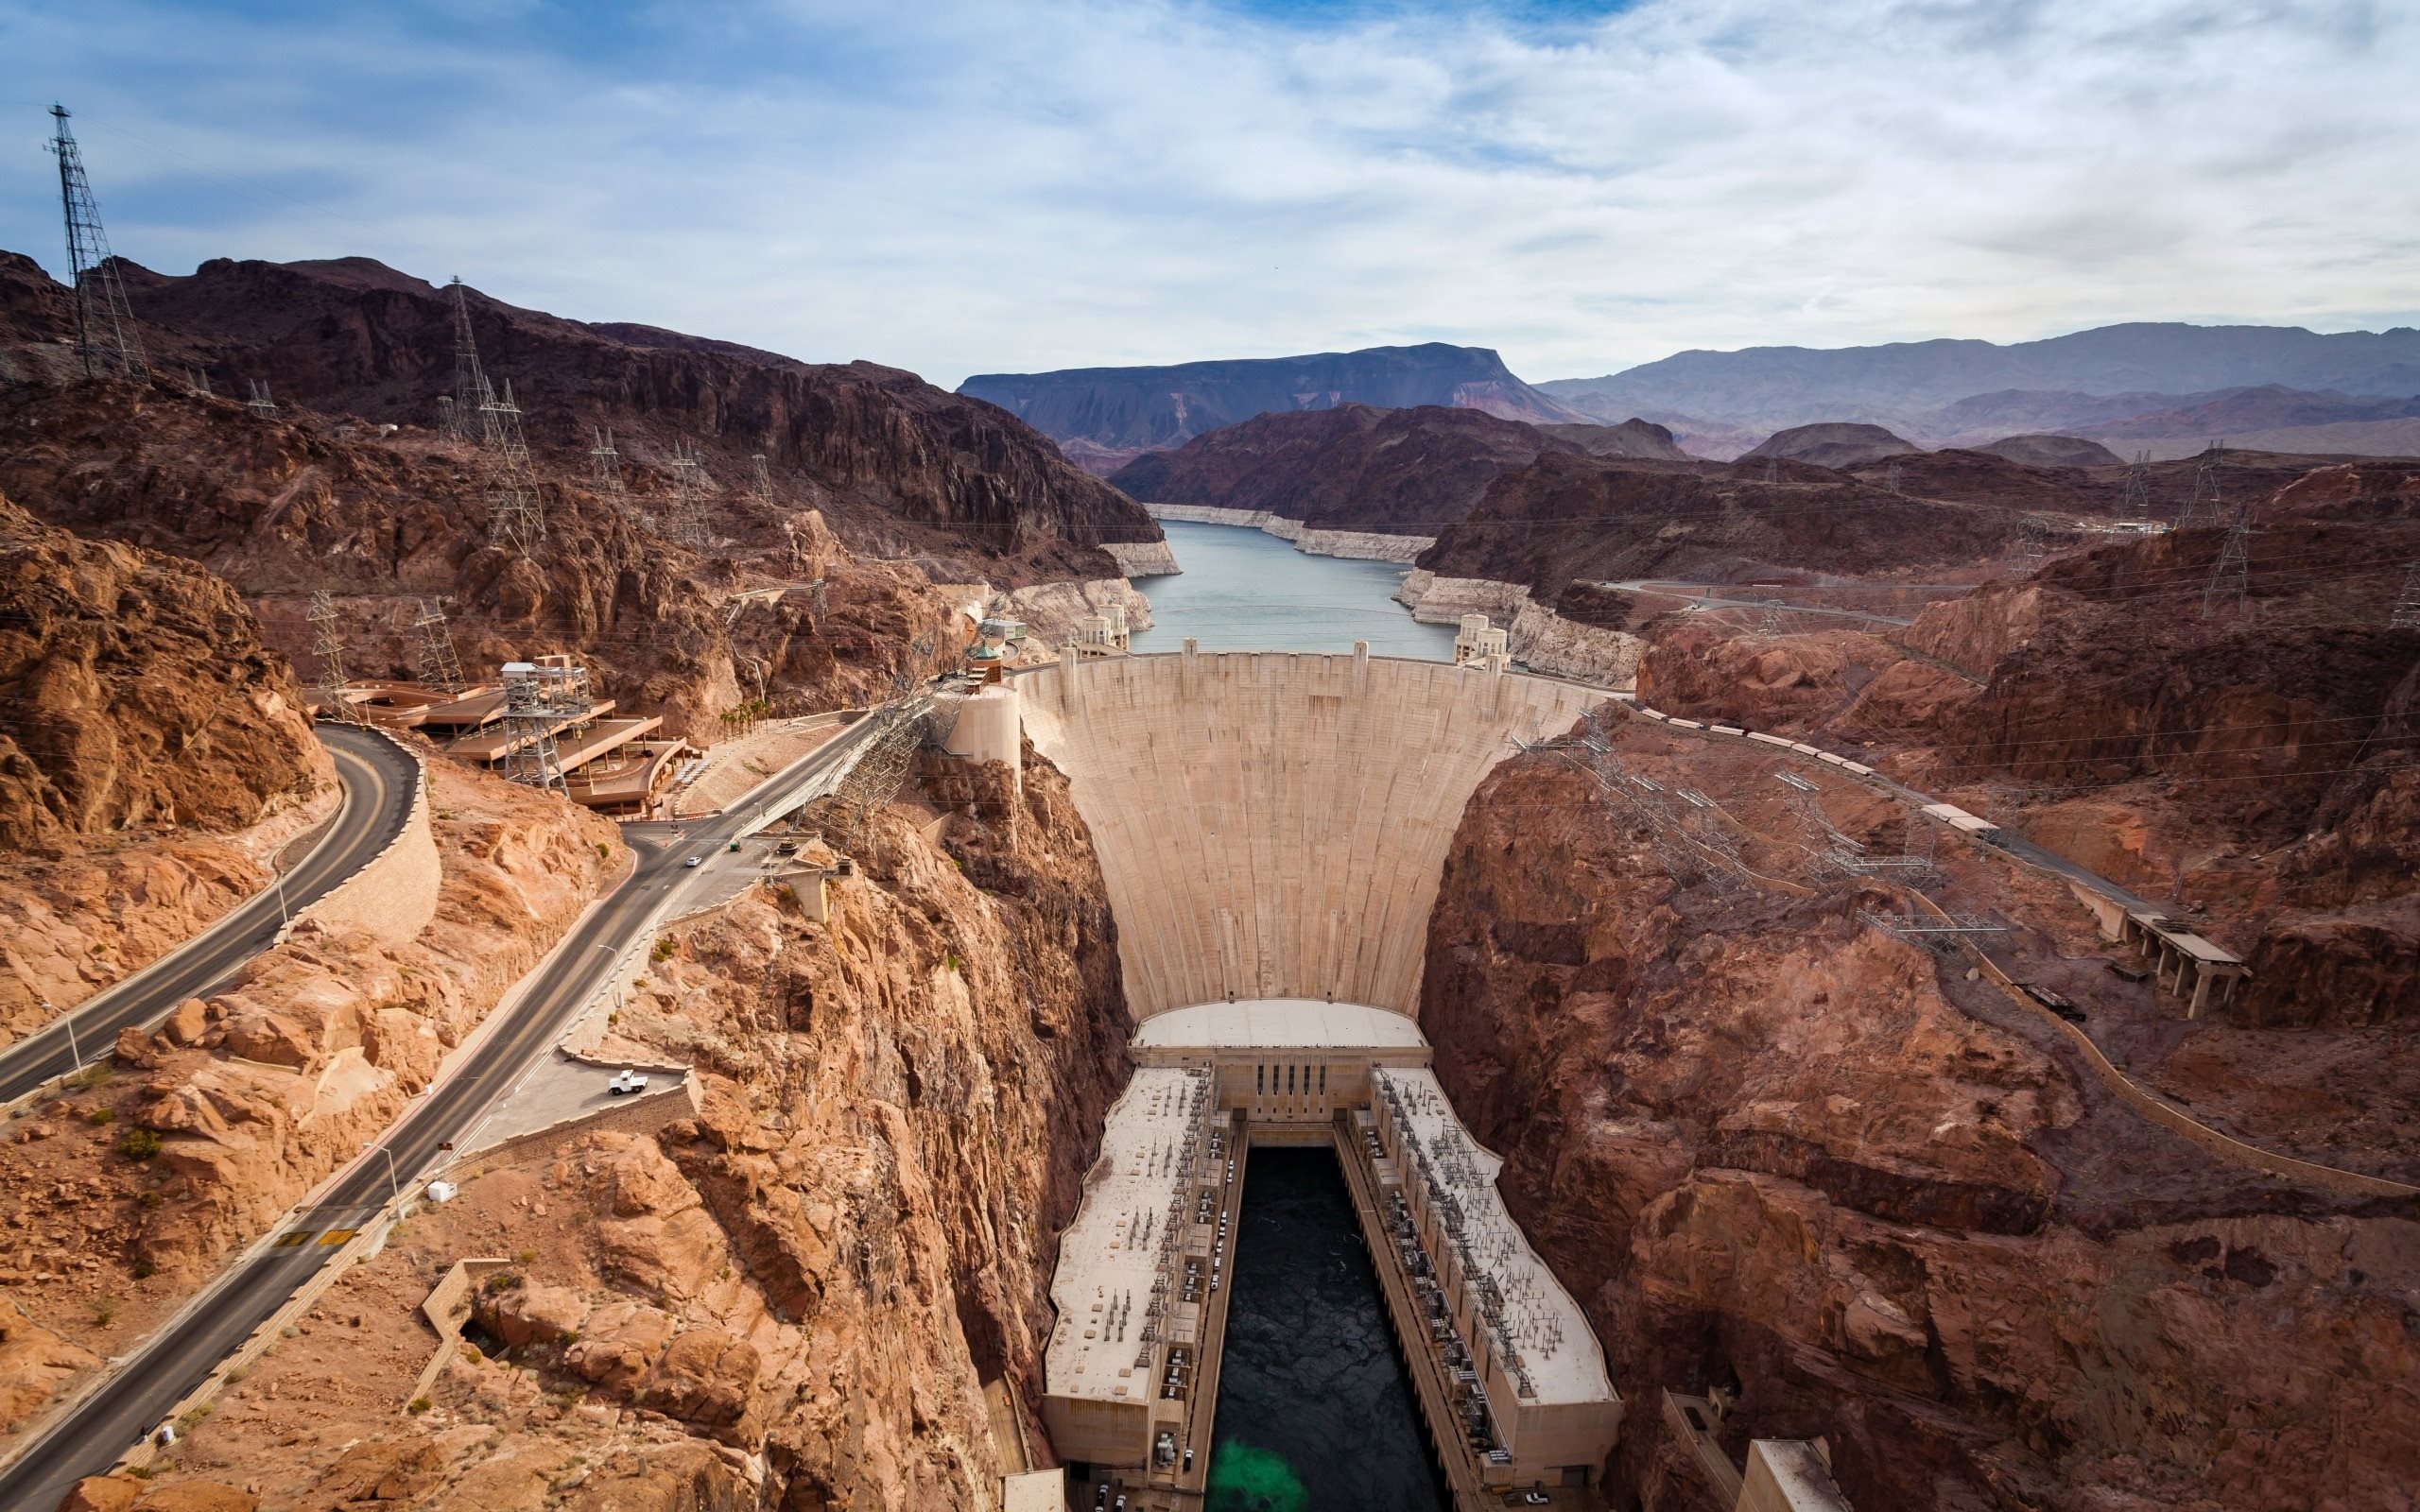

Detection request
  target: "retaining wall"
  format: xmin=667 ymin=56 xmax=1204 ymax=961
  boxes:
xmin=295 ymin=733 xmax=439 ymax=946
xmin=1018 ymin=649 xmax=1601 ymax=1019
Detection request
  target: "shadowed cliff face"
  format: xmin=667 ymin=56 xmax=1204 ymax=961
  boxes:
xmin=0 ymin=250 xmax=1162 ymax=577
xmin=1108 ymin=403 xmax=1588 ymax=535
xmin=1420 ymin=746 xmax=2420 ymax=1512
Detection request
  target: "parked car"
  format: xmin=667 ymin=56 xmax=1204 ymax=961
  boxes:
xmin=608 ymin=1070 xmax=649 ymax=1095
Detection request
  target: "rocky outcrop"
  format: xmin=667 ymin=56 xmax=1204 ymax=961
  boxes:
xmin=1536 ymin=420 xmax=1694 ymax=460
xmin=962 ymin=342 xmax=1585 ymax=452
xmin=0 ymin=493 xmax=331 ymax=851
xmin=1421 ymin=741 xmax=2420 ymax=1512
xmin=1109 ymin=403 xmax=1588 ymax=537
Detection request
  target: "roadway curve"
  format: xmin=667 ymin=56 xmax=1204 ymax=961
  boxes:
xmin=0 ymin=725 xmax=422 ymax=1106
xmin=0 ymin=711 xmax=891 ymax=1511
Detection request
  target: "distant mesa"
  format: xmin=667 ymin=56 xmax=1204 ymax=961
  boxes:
xmin=959 ymin=342 xmax=1588 ymax=463
xmin=1108 ymin=404 xmax=1671 ymax=539
xmin=1973 ymin=434 xmax=2125 ymax=469
xmin=1737 ymin=422 xmax=1923 ymax=470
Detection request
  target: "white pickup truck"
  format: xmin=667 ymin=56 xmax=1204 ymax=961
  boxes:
xmin=607 ymin=1069 xmax=650 ymax=1096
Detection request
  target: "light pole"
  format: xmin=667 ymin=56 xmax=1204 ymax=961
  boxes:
xmin=51 ymin=1004 xmax=81 ymax=1074
xmin=377 ymin=1144 xmax=402 ymax=1206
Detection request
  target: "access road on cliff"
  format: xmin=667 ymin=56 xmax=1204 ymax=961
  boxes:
xmin=0 ymin=705 xmax=907 ymax=1511
xmin=0 ymin=724 xmax=423 ymax=1107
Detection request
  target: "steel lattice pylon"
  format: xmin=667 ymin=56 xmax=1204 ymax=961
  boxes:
xmin=443 ymin=277 xmax=493 ymax=445
xmin=590 ymin=427 xmax=628 ymax=504
xmin=47 ymin=105 xmax=147 ymax=381
xmin=307 ymin=592 xmax=362 ymax=725
xmin=2118 ymin=450 xmax=2153 ymax=520
xmin=481 ymin=380 xmax=546 ymax=555
xmin=2202 ymin=500 xmax=2253 ymax=618
xmin=2178 ymin=441 xmax=2227 ymax=529
xmin=412 ymin=598 xmax=466 ymax=693
xmin=2393 ymin=562 xmax=2420 ymax=629
xmin=661 ymin=440 xmax=710 ymax=547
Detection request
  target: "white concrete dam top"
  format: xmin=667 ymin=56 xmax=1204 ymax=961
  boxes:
xmin=1133 ymin=999 xmax=1430 ymax=1050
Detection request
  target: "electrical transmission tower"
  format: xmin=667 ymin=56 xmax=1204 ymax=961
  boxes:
xmin=307 ymin=592 xmax=361 ymax=724
xmin=2393 ymin=562 xmax=2420 ymax=629
xmin=662 ymin=440 xmax=710 ymax=546
xmin=2202 ymin=499 xmax=2253 ymax=618
xmin=46 ymin=105 xmax=147 ymax=381
xmin=1882 ymin=458 xmax=1901 ymax=495
xmin=444 ymin=277 xmax=493 ymax=446
xmin=481 ymin=380 xmax=547 ymax=555
xmin=246 ymin=380 xmax=278 ymax=417
xmin=2178 ymin=442 xmax=2226 ymax=529
xmin=2016 ymin=515 xmax=2049 ymax=559
xmin=412 ymin=598 xmax=466 ymax=693
xmin=590 ymin=428 xmax=628 ymax=504
xmin=751 ymin=453 xmax=777 ymax=508
xmin=1524 ymin=709 xmax=1742 ymax=895
xmin=1762 ymin=455 xmax=1779 ymax=484
xmin=2118 ymin=451 xmax=2152 ymax=520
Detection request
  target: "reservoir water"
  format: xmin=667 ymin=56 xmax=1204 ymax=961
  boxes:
xmin=1206 ymin=1147 xmax=1451 ymax=1512
xmin=1129 ymin=521 xmax=1456 ymax=660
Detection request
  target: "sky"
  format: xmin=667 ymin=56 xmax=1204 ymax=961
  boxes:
xmin=4 ymin=0 xmax=2416 ymax=389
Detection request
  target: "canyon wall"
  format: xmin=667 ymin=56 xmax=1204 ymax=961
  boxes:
xmin=1421 ymin=743 xmax=2420 ymax=1512
xmin=1016 ymin=650 xmax=1601 ymax=1019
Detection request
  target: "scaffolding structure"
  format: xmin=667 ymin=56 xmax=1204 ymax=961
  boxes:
xmin=47 ymin=105 xmax=147 ymax=381
xmin=246 ymin=381 xmax=278 ymax=418
xmin=412 ymin=597 xmax=467 ymax=694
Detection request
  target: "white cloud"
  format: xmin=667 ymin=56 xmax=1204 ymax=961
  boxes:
xmin=3 ymin=0 xmax=2414 ymax=387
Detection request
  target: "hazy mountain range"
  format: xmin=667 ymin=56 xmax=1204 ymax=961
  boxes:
xmin=975 ymin=324 xmax=2420 ymax=468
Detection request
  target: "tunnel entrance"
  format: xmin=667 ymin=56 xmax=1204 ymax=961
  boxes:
xmin=1206 ymin=1144 xmax=1450 ymax=1512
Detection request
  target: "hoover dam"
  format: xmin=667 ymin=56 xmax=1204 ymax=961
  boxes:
xmin=965 ymin=644 xmax=1629 ymax=1509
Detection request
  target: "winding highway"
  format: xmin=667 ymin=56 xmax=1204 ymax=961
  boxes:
xmin=0 ymin=725 xmax=423 ymax=1106
xmin=0 ymin=709 xmax=896 ymax=1511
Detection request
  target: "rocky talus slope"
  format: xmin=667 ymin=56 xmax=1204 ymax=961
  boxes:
xmin=0 ymin=490 xmax=338 ymax=1043
xmin=91 ymin=747 xmax=1132 ymax=1511
xmin=1422 ymin=730 xmax=2420 ymax=1512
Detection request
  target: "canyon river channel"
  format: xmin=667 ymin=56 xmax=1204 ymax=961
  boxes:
xmin=1205 ymin=1147 xmax=1451 ymax=1512
xmin=1128 ymin=520 xmax=1456 ymax=659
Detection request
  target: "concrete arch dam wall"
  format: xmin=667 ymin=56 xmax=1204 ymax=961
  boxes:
xmin=1017 ymin=649 xmax=1603 ymax=1020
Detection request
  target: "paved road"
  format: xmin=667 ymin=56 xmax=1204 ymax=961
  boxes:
xmin=0 ymin=726 xmax=422 ymax=1106
xmin=0 ymin=709 xmax=894 ymax=1510
xmin=1612 ymin=579 xmax=1919 ymax=627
